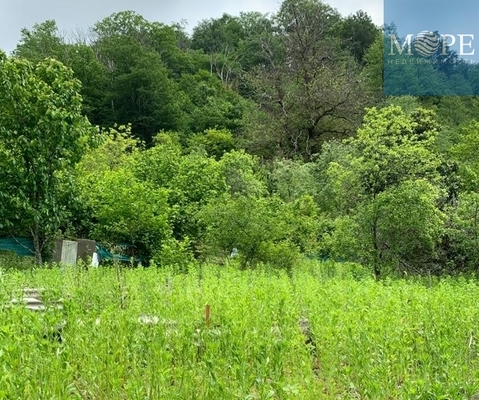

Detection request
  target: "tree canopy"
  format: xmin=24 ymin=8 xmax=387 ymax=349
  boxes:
xmin=3 ymin=0 xmax=479 ymax=276
xmin=0 ymin=51 xmax=93 ymax=263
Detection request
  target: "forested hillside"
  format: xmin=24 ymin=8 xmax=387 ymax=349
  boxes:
xmin=2 ymin=0 xmax=479 ymax=276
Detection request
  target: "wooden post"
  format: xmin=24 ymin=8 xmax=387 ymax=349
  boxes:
xmin=205 ymin=304 xmax=211 ymax=327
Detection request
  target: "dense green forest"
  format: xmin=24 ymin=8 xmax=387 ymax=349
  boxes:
xmin=2 ymin=0 xmax=479 ymax=277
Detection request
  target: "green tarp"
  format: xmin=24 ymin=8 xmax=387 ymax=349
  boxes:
xmin=95 ymin=243 xmax=142 ymax=264
xmin=0 ymin=236 xmax=141 ymax=264
xmin=0 ymin=237 xmax=35 ymax=256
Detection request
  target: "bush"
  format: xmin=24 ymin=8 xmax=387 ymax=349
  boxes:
xmin=0 ymin=252 xmax=35 ymax=271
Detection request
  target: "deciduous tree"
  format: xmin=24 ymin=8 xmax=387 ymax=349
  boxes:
xmin=0 ymin=52 xmax=93 ymax=263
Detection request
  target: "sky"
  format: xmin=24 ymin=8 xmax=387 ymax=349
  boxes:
xmin=0 ymin=0 xmax=383 ymax=54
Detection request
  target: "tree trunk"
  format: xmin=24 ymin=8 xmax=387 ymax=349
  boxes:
xmin=32 ymin=220 xmax=43 ymax=265
xmin=372 ymin=218 xmax=380 ymax=280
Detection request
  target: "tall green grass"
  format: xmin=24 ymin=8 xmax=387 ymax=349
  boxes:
xmin=0 ymin=262 xmax=479 ymax=399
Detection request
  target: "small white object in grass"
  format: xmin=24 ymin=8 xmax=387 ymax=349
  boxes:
xmin=138 ymin=315 xmax=159 ymax=325
xmin=22 ymin=288 xmax=44 ymax=299
xmin=161 ymin=319 xmax=178 ymax=336
xmin=91 ymin=252 xmax=99 ymax=268
xmin=11 ymin=297 xmax=64 ymax=311
xmin=209 ymin=327 xmax=222 ymax=336
xmin=11 ymin=297 xmax=42 ymax=304
xmin=270 ymin=324 xmax=282 ymax=338
xmin=15 ymin=297 xmax=46 ymax=311
xmin=11 ymin=297 xmax=45 ymax=310
xmin=161 ymin=318 xmax=177 ymax=327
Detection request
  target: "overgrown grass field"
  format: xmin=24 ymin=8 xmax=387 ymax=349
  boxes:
xmin=1 ymin=262 xmax=479 ymax=399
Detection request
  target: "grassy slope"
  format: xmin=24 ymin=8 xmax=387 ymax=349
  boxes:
xmin=0 ymin=261 xmax=478 ymax=399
